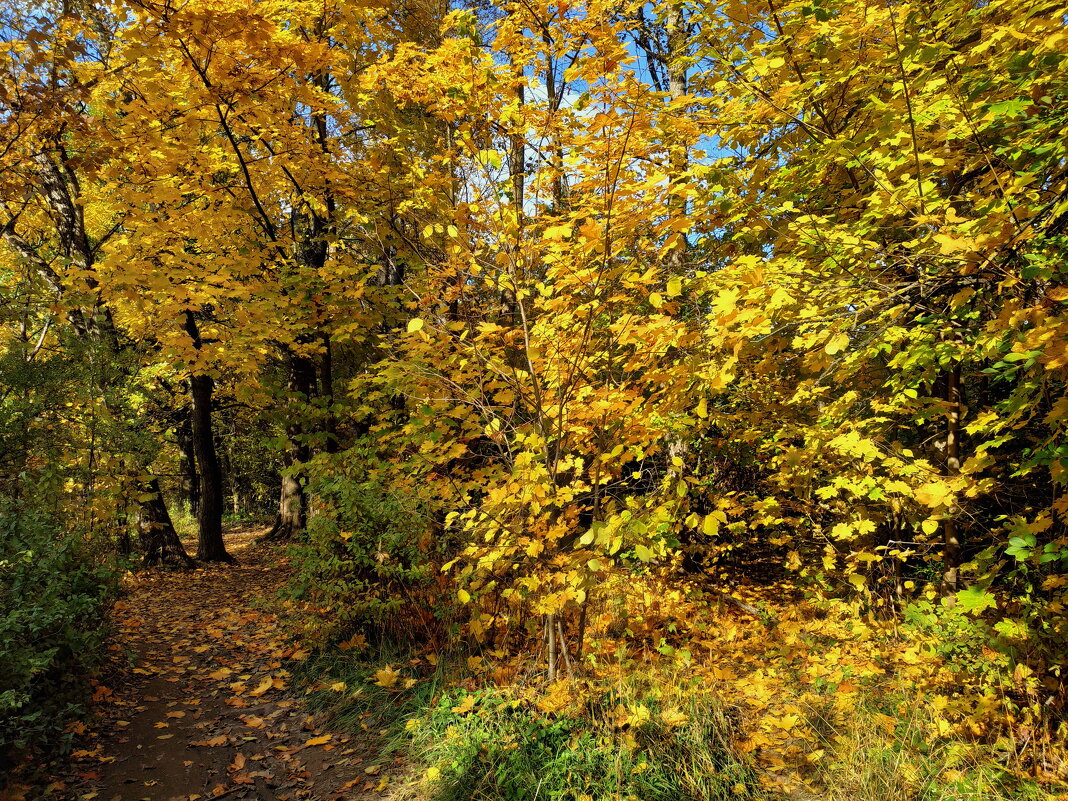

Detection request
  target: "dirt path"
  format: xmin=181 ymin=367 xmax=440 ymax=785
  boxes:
xmin=63 ymin=526 xmax=387 ymax=801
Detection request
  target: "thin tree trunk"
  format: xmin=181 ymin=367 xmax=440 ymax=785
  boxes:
xmin=546 ymin=613 xmax=557 ymax=683
xmin=502 ymin=45 xmax=525 ymax=328
xmin=665 ymin=0 xmax=689 ymax=274
xmin=576 ymin=597 xmax=589 ymax=662
xmin=321 ymin=332 xmax=338 ymax=454
xmin=556 ymin=618 xmax=574 ymax=680
xmin=220 ymin=442 xmax=240 ymax=516
xmin=176 ymin=412 xmax=200 ymax=517
xmin=943 ymin=364 xmax=962 ymax=592
xmin=265 ymin=352 xmax=315 ymax=540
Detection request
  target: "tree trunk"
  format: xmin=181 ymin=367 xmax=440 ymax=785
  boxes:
xmin=271 ymin=471 xmax=305 ymax=540
xmin=546 ymin=614 xmax=557 ymax=683
xmin=184 ymin=312 xmax=231 ymax=562
xmin=264 ymin=352 xmax=315 ymax=540
xmin=943 ymin=364 xmax=962 ymax=592
xmin=189 ymin=373 xmax=231 ymax=562
xmin=220 ymin=442 xmax=240 ymax=516
xmin=176 ymin=412 xmax=200 ymax=517
xmin=321 ymin=332 xmax=338 ymax=455
xmin=665 ymin=1 xmax=689 ymax=274
xmin=262 ymin=202 xmax=330 ymax=542
xmin=136 ymin=477 xmax=194 ymax=568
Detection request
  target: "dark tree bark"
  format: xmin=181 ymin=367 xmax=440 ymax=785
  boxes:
xmin=189 ymin=373 xmax=231 ymax=562
xmin=136 ymin=477 xmax=194 ymax=568
xmin=184 ymin=312 xmax=231 ymax=563
xmin=176 ymin=412 xmax=200 ymax=517
xmin=321 ymin=332 xmax=339 ymax=455
xmin=220 ymin=441 xmax=240 ymax=515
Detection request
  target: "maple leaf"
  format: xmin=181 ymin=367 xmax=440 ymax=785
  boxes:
xmin=372 ymin=666 xmax=401 ymax=688
xmin=249 ymin=677 xmax=273 ymax=697
xmin=450 ymin=695 xmax=476 ymax=715
xmin=914 ymin=481 xmax=952 ymax=508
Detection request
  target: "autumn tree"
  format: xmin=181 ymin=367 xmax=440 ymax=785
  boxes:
xmin=0 ymin=2 xmax=193 ymax=565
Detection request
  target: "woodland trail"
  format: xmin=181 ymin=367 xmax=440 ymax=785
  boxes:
xmin=63 ymin=526 xmax=391 ymax=801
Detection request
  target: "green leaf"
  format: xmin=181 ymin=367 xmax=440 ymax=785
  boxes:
xmin=955 ymin=586 xmax=997 ymax=614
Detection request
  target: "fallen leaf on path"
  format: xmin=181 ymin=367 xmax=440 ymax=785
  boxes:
xmin=191 ymin=735 xmax=228 ymax=747
xmin=304 ymin=735 xmax=332 ymax=747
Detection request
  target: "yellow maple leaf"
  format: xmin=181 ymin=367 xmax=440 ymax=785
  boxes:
xmin=451 ymin=695 xmax=476 ymax=715
xmin=914 ymin=481 xmax=951 ymax=508
xmin=372 ymin=666 xmax=401 ymax=688
xmin=824 ymin=332 xmax=849 ymax=355
xmin=249 ymin=677 xmax=273 ymax=697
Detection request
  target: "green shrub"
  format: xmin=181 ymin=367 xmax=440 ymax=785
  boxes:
xmin=0 ymin=505 xmax=117 ymax=769
xmin=286 ymin=465 xmax=438 ymax=645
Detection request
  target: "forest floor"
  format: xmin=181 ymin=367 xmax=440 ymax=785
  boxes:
xmin=55 ymin=525 xmax=402 ymax=801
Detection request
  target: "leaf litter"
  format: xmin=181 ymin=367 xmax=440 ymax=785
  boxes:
xmin=55 ymin=525 xmax=394 ymax=801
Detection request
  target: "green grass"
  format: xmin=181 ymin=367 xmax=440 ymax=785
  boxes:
xmin=294 ymin=650 xmax=765 ymax=801
xmin=808 ymin=694 xmax=1061 ymax=801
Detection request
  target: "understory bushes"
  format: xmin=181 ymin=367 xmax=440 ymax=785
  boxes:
xmin=0 ymin=505 xmax=117 ymax=770
xmin=284 ymin=459 xmax=444 ymax=647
